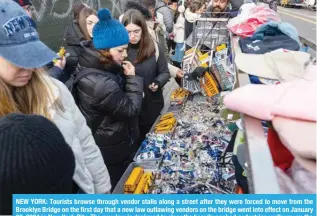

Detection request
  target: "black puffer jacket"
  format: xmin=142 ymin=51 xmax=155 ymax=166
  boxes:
xmin=75 ymin=41 xmax=143 ymax=166
xmin=64 ymin=20 xmax=85 ymax=77
xmin=127 ymin=43 xmax=170 ymax=140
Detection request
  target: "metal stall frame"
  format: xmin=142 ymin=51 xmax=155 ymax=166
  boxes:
xmin=187 ymin=15 xmax=316 ymax=194
xmin=191 ymin=16 xmax=230 ymax=53
xmin=189 ymin=16 xmax=280 ymax=194
xmin=188 ymin=15 xmax=281 ymax=194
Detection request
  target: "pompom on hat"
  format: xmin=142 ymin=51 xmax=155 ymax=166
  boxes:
xmin=93 ymin=8 xmax=130 ymax=50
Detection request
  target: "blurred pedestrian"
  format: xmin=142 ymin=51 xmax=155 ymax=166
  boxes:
xmin=269 ymin=0 xmax=278 ymax=12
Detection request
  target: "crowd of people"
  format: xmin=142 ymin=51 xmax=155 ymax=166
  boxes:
xmin=0 ymin=0 xmax=241 ymax=214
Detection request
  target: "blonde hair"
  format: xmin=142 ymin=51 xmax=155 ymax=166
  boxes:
xmin=0 ymin=69 xmax=63 ymax=119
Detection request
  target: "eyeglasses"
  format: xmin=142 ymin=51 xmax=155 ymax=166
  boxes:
xmin=127 ymin=29 xmax=141 ymax=35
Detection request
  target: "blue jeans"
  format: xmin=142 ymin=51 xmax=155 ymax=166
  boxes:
xmin=171 ymin=43 xmax=185 ymax=63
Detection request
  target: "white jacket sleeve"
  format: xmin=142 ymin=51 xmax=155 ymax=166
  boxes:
xmin=168 ymin=63 xmax=179 ymax=78
xmin=154 ymin=40 xmax=178 ymax=78
xmin=62 ymin=82 xmax=112 ymax=193
xmin=73 ymin=100 xmax=111 ymax=193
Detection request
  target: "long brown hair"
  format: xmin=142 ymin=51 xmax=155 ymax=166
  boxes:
xmin=0 ymin=69 xmax=63 ymax=119
xmin=78 ymin=7 xmax=97 ymax=40
xmin=190 ymin=0 xmax=206 ymax=13
xmin=98 ymin=49 xmax=115 ymax=67
xmin=121 ymin=9 xmax=155 ymax=64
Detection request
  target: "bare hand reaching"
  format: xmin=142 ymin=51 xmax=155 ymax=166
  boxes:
xmin=122 ymin=61 xmax=135 ymax=76
xmin=54 ymin=56 xmax=66 ymax=70
xmin=176 ymin=69 xmax=184 ymax=78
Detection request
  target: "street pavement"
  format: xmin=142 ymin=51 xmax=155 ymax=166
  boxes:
xmin=277 ymin=6 xmax=316 ymax=44
xmin=163 ymin=4 xmax=316 ymax=109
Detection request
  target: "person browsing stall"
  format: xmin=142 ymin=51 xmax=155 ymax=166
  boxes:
xmin=184 ymin=0 xmax=206 ymax=42
xmin=73 ymin=8 xmax=144 ymax=187
xmin=64 ymin=6 xmax=98 ymax=80
xmin=122 ymin=9 xmax=170 ymax=142
xmin=119 ymin=1 xmax=184 ymax=82
xmin=0 ymin=0 xmax=111 ymax=194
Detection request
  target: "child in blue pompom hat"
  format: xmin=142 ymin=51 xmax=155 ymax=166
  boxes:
xmin=73 ymin=8 xmax=144 ymax=188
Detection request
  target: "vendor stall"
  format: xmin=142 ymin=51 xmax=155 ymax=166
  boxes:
xmin=113 ymin=5 xmax=316 ymax=195
xmin=113 ymin=12 xmax=243 ymax=195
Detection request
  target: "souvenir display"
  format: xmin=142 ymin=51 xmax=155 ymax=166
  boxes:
xmin=116 ymin=12 xmax=243 ymax=195
xmin=170 ymin=88 xmax=190 ymax=103
xmin=135 ymin=134 xmax=171 ymax=163
xmin=124 ymin=167 xmax=154 ymax=194
xmin=150 ymin=97 xmax=239 ymax=194
xmin=154 ymin=113 xmax=177 ymax=135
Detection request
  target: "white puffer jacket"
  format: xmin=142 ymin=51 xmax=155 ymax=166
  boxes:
xmin=173 ymin=14 xmax=185 ymax=43
xmin=173 ymin=6 xmax=186 ymax=43
xmin=46 ymin=76 xmax=111 ymax=194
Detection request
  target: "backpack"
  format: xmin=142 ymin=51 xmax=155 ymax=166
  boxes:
xmin=66 ymin=67 xmax=118 ymax=105
xmin=155 ymin=4 xmax=169 ymax=15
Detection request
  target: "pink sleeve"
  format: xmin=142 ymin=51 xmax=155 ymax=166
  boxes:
xmin=273 ymin=80 xmax=316 ymax=121
xmin=224 ymin=80 xmax=316 ymax=121
xmin=223 ymin=84 xmax=284 ymax=120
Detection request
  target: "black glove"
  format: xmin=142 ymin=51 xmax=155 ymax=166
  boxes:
xmin=186 ymin=66 xmax=210 ymax=81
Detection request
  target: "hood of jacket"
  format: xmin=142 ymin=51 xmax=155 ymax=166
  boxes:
xmin=185 ymin=8 xmax=201 ymax=23
xmin=77 ymin=41 xmax=126 ymax=82
xmin=78 ymin=40 xmax=105 ymax=70
xmin=64 ymin=20 xmax=85 ymax=46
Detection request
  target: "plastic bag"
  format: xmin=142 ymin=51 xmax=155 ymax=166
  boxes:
xmin=227 ymin=5 xmax=281 ymax=38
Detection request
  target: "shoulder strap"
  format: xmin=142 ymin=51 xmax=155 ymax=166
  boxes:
xmin=155 ymin=5 xmax=167 ymax=14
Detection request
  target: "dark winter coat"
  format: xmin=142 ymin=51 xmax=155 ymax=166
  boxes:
xmin=127 ymin=42 xmax=170 ymax=137
xmin=75 ymin=41 xmax=143 ymax=166
xmin=64 ymin=20 xmax=86 ymax=78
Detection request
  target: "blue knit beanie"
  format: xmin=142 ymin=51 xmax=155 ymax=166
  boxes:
xmin=93 ymin=8 xmax=129 ymax=50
